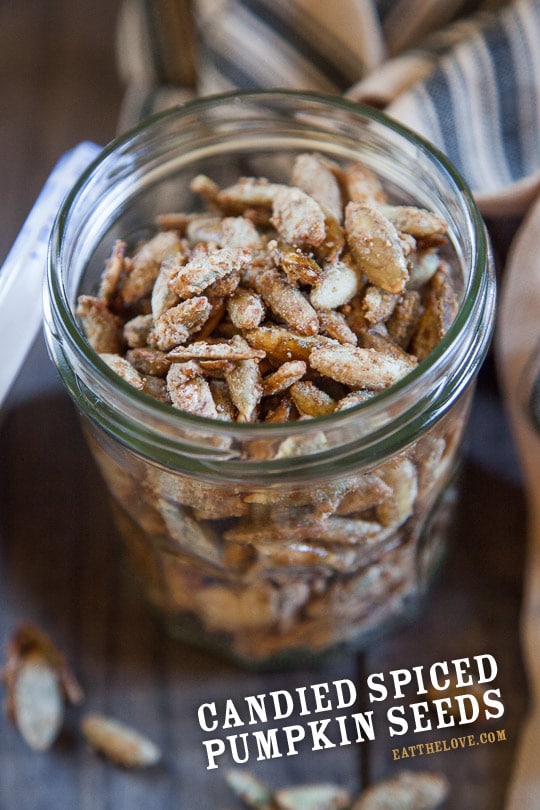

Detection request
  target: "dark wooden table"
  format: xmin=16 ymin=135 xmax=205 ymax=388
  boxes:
xmin=0 ymin=3 xmax=529 ymax=808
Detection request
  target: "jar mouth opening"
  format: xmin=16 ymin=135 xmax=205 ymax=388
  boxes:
xmin=46 ymin=89 xmax=494 ymax=464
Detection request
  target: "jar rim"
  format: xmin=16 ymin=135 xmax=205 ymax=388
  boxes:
xmin=45 ymin=89 xmax=495 ymax=478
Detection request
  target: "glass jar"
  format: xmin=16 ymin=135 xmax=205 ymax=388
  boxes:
xmin=43 ymin=91 xmax=495 ymax=669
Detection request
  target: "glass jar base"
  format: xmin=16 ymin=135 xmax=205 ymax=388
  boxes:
xmin=112 ymin=478 xmax=456 ymax=670
xmin=158 ymin=591 xmax=426 ymax=671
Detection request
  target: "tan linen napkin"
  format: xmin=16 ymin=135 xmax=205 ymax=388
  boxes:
xmin=498 ymin=195 xmax=540 ymax=809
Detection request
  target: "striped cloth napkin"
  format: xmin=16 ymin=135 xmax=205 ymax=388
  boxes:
xmin=117 ymin=0 xmax=540 ymax=217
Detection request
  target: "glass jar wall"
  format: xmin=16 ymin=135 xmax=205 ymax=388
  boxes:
xmin=44 ymin=91 xmax=495 ymax=668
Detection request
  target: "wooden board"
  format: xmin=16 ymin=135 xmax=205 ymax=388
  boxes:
xmin=0 ymin=2 xmax=530 ymax=807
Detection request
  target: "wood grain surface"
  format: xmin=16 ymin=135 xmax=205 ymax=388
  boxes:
xmin=0 ymin=3 xmax=529 ymax=808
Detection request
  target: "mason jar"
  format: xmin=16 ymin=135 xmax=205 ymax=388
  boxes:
xmin=43 ymin=90 xmax=495 ymax=669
